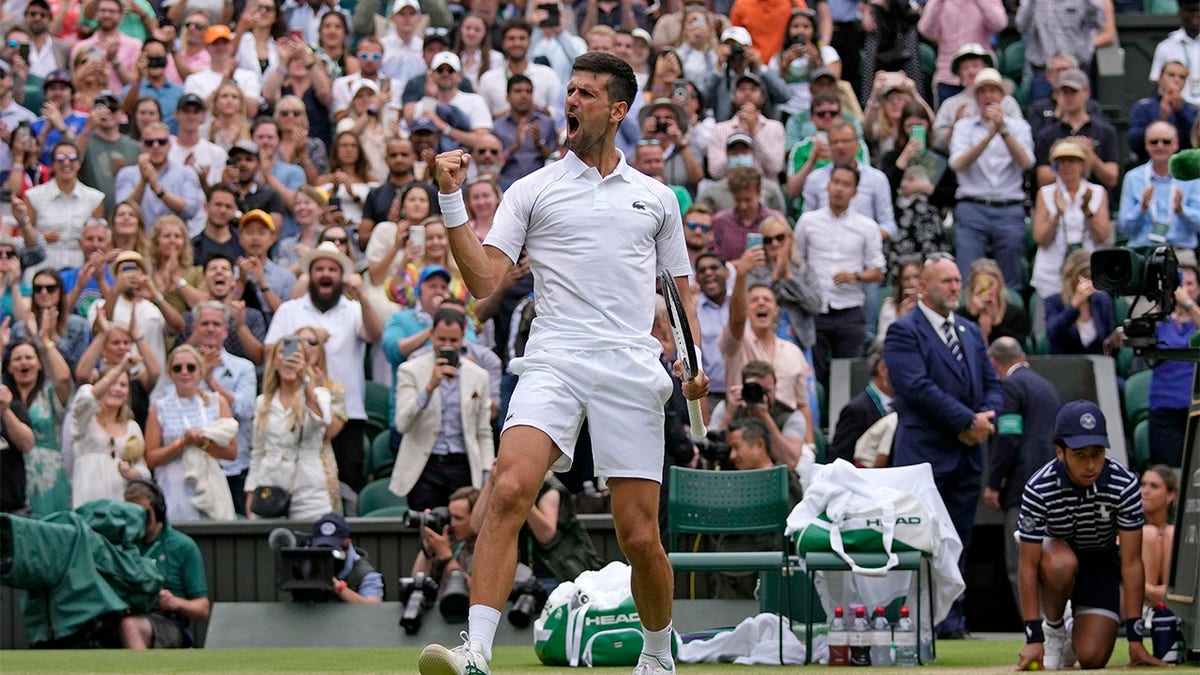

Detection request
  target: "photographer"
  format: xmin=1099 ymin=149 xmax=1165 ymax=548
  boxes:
xmin=703 ymin=417 xmax=803 ymax=599
xmin=710 ymin=360 xmax=813 ymax=482
xmin=410 ymin=486 xmax=479 ymax=586
xmin=310 ymin=513 xmax=384 ymax=603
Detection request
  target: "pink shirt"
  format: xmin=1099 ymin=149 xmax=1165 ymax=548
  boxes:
xmin=71 ymin=33 xmax=143 ymax=93
xmin=917 ymin=0 xmax=1008 ymax=87
xmin=718 ymin=324 xmax=812 ymax=410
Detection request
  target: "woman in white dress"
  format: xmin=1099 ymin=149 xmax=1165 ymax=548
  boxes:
xmin=244 ymin=337 xmax=332 ymax=520
xmin=68 ymin=352 xmax=149 ymax=507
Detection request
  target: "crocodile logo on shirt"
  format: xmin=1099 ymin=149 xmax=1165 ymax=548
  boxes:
xmin=632 ymin=201 xmax=646 ymax=210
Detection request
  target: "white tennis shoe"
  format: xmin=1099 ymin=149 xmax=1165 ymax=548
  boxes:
xmin=418 ymin=632 xmax=490 ymax=675
xmin=632 ymin=654 xmax=676 ymax=674
xmin=1042 ymin=619 xmax=1076 ymax=670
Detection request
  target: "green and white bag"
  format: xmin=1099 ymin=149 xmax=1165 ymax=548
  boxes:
xmin=789 ymin=460 xmax=932 ymax=576
xmin=533 ymin=562 xmax=678 ymax=667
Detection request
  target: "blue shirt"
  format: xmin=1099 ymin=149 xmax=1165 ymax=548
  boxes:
xmin=32 ymin=111 xmax=89 ymax=166
xmin=273 ymin=161 xmax=307 ymax=240
xmin=1150 ymin=316 xmax=1197 ymax=410
xmin=382 ymin=307 xmax=478 ymax=418
xmin=1117 ymin=162 xmax=1200 ymax=248
xmin=1126 ymin=95 xmax=1198 ymax=166
xmin=122 ymin=80 xmax=185 ymax=134
xmin=114 ymin=162 xmax=204 ymax=226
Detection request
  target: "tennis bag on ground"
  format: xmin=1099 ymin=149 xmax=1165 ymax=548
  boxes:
xmin=534 ymin=562 xmax=678 ymax=667
xmin=790 ymin=459 xmax=932 ymax=575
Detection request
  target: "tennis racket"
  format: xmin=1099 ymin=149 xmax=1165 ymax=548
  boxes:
xmin=660 ymin=271 xmax=706 ymax=440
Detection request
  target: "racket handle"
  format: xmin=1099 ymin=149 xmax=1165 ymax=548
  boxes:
xmin=686 ymin=399 xmax=706 ymax=440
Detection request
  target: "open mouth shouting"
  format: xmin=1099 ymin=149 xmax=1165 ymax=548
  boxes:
xmin=565 ymin=112 xmax=581 ymax=143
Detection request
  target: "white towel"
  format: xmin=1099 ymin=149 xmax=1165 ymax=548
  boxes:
xmin=677 ymin=613 xmax=809 ymax=665
xmin=181 ymin=417 xmax=239 ymax=521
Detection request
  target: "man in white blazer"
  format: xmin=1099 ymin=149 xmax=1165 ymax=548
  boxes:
xmin=390 ymin=306 xmax=494 ymax=511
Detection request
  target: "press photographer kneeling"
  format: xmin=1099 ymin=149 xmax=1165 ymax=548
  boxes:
xmin=401 ymin=487 xmax=478 ymax=632
xmin=710 ymin=361 xmax=814 ymax=482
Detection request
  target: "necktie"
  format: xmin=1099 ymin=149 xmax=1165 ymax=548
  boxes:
xmin=942 ymin=320 xmax=963 ymax=363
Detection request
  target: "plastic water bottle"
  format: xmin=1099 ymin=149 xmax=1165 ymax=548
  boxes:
xmin=828 ymin=606 xmax=850 ymax=666
xmin=849 ymin=606 xmax=871 ymax=666
xmin=894 ymin=605 xmax=918 ymax=666
xmin=870 ymin=606 xmax=891 ymax=667
xmin=1151 ymin=602 xmax=1179 ymax=663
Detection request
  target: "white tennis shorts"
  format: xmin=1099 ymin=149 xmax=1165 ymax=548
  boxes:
xmin=504 ymin=346 xmax=673 ymax=481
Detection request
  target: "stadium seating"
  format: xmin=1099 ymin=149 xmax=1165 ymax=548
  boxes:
xmin=358 ymin=479 xmax=407 ymax=517
xmin=363 ymin=432 xmax=397 ymax=483
xmin=1132 ymin=418 xmax=1151 ymax=472
xmin=1123 ymin=369 xmax=1152 ymax=430
xmin=363 ymin=381 xmax=391 ymax=441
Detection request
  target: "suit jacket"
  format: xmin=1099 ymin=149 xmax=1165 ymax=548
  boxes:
xmin=988 ymin=365 xmax=1061 ymax=510
xmin=883 ymin=307 xmax=1003 ymax=475
xmin=829 ymin=384 xmax=888 ymax=465
xmin=389 ymin=353 xmax=494 ymax=498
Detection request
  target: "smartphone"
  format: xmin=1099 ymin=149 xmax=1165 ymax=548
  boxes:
xmin=17 ymin=42 xmax=29 ymax=63
xmin=88 ymin=46 xmax=104 ymax=62
xmin=147 ymin=55 xmax=168 ymax=69
xmin=538 ymin=3 xmax=560 ymax=28
xmin=438 ymin=346 xmax=460 ymax=369
xmin=408 ymin=224 xmax=425 ymax=256
xmin=814 ymin=130 xmax=828 ymax=146
xmin=671 ymin=78 xmax=689 ymax=103
xmin=281 ymin=336 xmax=299 ymax=359
xmin=908 ymin=124 xmax=926 ymax=147
xmin=746 ymin=232 xmax=763 ymax=249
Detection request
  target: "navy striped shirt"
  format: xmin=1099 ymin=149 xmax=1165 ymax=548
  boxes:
xmin=1017 ymin=458 xmax=1144 ymax=551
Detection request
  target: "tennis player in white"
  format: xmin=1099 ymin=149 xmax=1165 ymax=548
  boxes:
xmin=418 ymin=52 xmax=708 ymax=675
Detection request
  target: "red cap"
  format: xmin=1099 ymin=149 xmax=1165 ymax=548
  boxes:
xmin=875 ymin=606 xmax=886 ymax=615
xmin=900 ymin=606 xmax=911 ymax=617
xmin=855 ymin=606 xmax=866 ymax=617
xmin=834 ymin=606 xmax=844 ymax=616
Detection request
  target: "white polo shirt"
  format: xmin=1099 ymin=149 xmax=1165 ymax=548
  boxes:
xmin=264 ymin=295 xmax=368 ymax=419
xmin=794 ymin=206 xmax=885 ymax=312
xmin=485 ymin=150 xmax=692 ymax=354
xmin=477 ymin=62 xmax=563 ymax=116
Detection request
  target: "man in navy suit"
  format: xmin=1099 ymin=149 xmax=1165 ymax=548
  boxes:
xmin=829 ymin=346 xmax=893 ymax=465
xmin=883 ymin=254 xmax=1003 ymax=637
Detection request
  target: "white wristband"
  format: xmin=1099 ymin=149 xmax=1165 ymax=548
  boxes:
xmin=438 ymin=190 xmax=469 ymax=229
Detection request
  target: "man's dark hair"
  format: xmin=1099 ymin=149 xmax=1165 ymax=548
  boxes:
xmin=207 ymin=183 xmax=238 ymax=202
xmin=728 ymin=417 xmax=771 ymax=456
xmin=810 ymin=92 xmax=840 ymax=112
xmin=449 ymin=485 xmax=480 ymax=511
xmin=695 ymin=252 xmax=724 ymax=269
xmin=507 ymin=73 xmax=533 ymax=93
xmin=501 ymin=17 xmax=533 ymax=39
xmin=831 ymin=162 xmax=860 ymax=186
xmin=432 ymin=306 xmax=468 ymax=331
xmin=142 ymin=38 xmax=168 ymax=53
xmin=203 ymin=252 xmax=236 ymax=271
xmin=728 ymin=166 xmax=761 ymax=193
xmin=741 ymin=359 xmax=776 ymax=382
xmin=441 ymin=297 xmax=467 ymax=310
xmin=251 ymin=115 xmax=280 ymax=136
xmin=572 ymin=51 xmax=637 ymax=108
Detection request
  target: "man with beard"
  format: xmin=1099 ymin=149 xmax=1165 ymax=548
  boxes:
xmin=492 ymin=73 xmax=557 ymax=188
xmin=19 ymin=0 xmax=70 ymax=79
xmin=358 ymin=137 xmax=430 ymax=249
xmin=477 ymin=18 xmax=563 ymax=119
xmin=421 ymin=52 xmax=706 ymax=675
xmin=114 ymin=122 xmax=203 ymax=227
xmin=693 ymin=249 xmax=729 ymax=412
xmin=178 ymin=300 xmax=256 ymax=513
xmin=234 ymin=210 xmax=294 ymax=318
xmin=223 ymin=140 xmax=285 ymax=233
xmin=883 ymin=254 xmax=1002 ymax=638
xmin=264 ymin=242 xmax=383 ymax=492
xmin=184 ymin=254 xmax=265 ymax=365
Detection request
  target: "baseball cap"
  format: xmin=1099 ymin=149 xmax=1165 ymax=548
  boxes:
xmin=239 ymin=209 xmax=275 ymax=231
xmin=43 ymin=69 xmax=72 ymax=89
xmin=410 ymin=116 xmax=439 ymax=134
xmin=177 ymin=93 xmax=206 ymax=110
xmin=310 ymin=513 xmax=350 ymax=548
xmin=1055 ymin=67 xmax=1090 ymax=92
xmin=93 ymin=89 xmax=120 ymax=108
xmin=431 ymin=51 xmax=461 ymax=72
xmin=720 ymin=26 xmax=752 ymax=47
xmin=229 ymin=139 xmax=260 ymax=156
xmin=392 ymin=0 xmax=421 ymax=15
xmin=418 ymin=264 xmax=452 ymax=285
xmin=352 ymin=78 xmax=380 ymax=96
xmin=26 ymin=0 xmax=51 ymax=11
xmin=726 ymin=131 xmax=753 ymax=148
xmin=735 ymin=72 xmax=763 ymax=89
xmin=950 ymin=42 xmax=994 ymax=74
xmin=970 ymin=67 xmax=1010 ymax=94
xmin=809 ymin=66 xmax=836 ymax=83
xmin=205 ymin=24 xmax=233 ymax=44
xmin=1054 ymin=400 xmax=1110 ymax=449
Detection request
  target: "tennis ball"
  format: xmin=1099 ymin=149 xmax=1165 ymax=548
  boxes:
xmin=1029 ymin=662 xmax=1040 ymax=671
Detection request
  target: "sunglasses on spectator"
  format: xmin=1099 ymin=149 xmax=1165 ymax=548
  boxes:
xmin=762 ymin=233 xmax=788 ymax=244
xmin=813 ymin=109 xmax=840 ymax=118
xmin=303 ymin=337 xmax=321 ymax=346
xmin=185 ymin=21 xmax=209 ymax=29
xmin=171 ymin=362 xmax=199 ymax=373
xmin=0 ymin=250 xmax=16 ymax=259
xmin=474 ymin=148 xmax=501 ymax=155
xmin=323 ymin=236 xmax=349 ymax=245
xmin=1147 ymin=138 xmax=1174 ymax=146
xmin=358 ymin=52 xmax=382 ymax=61
xmin=53 ymin=153 xmax=79 ymax=163
xmin=685 ymin=221 xmax=711 ymax=233
xmin=434 ymin=66 xmax=456 ymax=74
xmin=143 ymin=137 xmax=170 ymax=147
xmin=279 ymin=109 xmax=304 ymax=117
xmin=33 ymin=283 xmax=59 ymax=293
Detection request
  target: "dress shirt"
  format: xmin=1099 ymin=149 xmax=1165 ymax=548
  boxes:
xmin=918 ymin=298 xmax=957 ymax=347
xmin=380 ymin=32 xmax=425 ymax=82
xmin=115 ymin=162 xmax=203 ymax=226
xmin=264 ymin=294 xmax=368 ymax=419
xmin=1118 ymin=162 xmax=1200 ymax=249
xmin=697 ymin=292 xmax=730 ymax=394
xmin=27 ymin=38 xmax=61 ymax=79
xmin=794 ymin=206 xmax=885 ymax=311
xmin=416 ymin=375 xmax=466 ymax=456
xmin=707 ymin=114 xmax=785 ymax=180
xmin=528 ymin=29 xmax=587 ymax=85
xmin=800 ymin=163 xmax=898 ymax=239
xmin=477 ymin=62 xmax=563 ymax=117
xmin=949 ymin=115 xmax=1034 ymax=201
xmin=23 ymin=179 xmax=104 ymax=276
xmin=917 ymin=0 xmax=1009 ymax=87
xmin=1014 ymin=0 xmax=1104 ymax=68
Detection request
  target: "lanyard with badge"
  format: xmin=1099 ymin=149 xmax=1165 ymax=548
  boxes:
xmin=1150 ymin=176 xmax=1176 ymax=244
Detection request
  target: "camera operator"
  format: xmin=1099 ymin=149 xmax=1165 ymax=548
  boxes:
xmin=710 ymin=360 xmax=814 ymax=485
xmin=410 ymin=486 xmax=479 ymax=585
xmin=119 ymin=480 xmax=210 ymax=649
xmin=310 ymin=513 xmax=384 ymax=603
xmin=702 ymin=417 xmax=803 ymax=599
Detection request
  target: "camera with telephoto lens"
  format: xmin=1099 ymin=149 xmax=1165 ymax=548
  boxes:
xmin=267 ymin=527 xmax=347 ymax=602
xmin=508 ymin=564 xmax=548 ymax=628
xmin=695 ymin=430 xmax=730 ymax=464
xmin=398 ymin=572 xmax=439 ymax=634
xmin=403 ymin=506 xmax=451 ymax=532
xmin=438 ymin=568 xmax=470 ymax=623
xmin=1091 ymin=247 xmax=1180 ymax=355
xmin=741 ymin=381 xmax=765 ymax=406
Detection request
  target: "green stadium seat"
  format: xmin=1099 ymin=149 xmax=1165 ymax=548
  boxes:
xmin=363 ymin=381 xmax=392 ymax=441
xmin=1123 ymin=369 xmax=1152 ymax=430
xmin=919 ymin=42 xmax=936 ymax=96
xmin=1147 ymin=0 xmax=1180 ymax=13
xmin=363 ymin=431 xmax=396 ymax=483
xmin=1115 ymin=295 xmax=1132 ymax=325
xmin=360 ymin=505 xmax=409 ymax=518
xmin=1116 ymin=347 xmax=1135 ymax=379
xmin=358 ymin=479 xmax=407 ymax=516
xmin=999 ymin=41 xmax=1024 ymax=84
xmin=1132 ymin=419 xmax=1151 ymax=472
xmin=667 ymin=466 xmax=793 ymax=664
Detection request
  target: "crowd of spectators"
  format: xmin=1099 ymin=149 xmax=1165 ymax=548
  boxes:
xmin=0 ymin=0 xmax=1196 ymax=647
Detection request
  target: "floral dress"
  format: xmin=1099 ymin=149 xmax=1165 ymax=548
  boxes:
xmin=24 ymin=381 xmax=71 ymax=516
